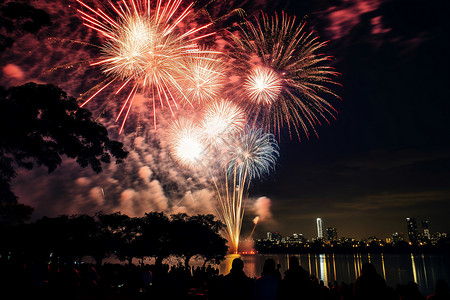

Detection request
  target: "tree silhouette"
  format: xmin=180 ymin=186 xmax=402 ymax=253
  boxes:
xmin=171 ymin=213 xmax=228 ymax=267
xmin=1 ymin=211 xmax=229 ymax=267
xmin=102 ymin=213 xmax=143 ymax=265
xmin=190 ymin=214 xmax=228 ymax=265
xmin=0 ymin=83 xmax=128 ymax=219
xmin=138 ymin=212 xmax=172 ymax=266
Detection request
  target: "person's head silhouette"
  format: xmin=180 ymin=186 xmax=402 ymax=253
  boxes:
xmin=361 ymin=262 xmax=377 ymax=277
xmin=231 ymin=258 xmax=244 ymax=273
xmin=262 ymin=258 xmax=276 ymax=275
xmin=289 ymin=256 xmax=300 ymax=269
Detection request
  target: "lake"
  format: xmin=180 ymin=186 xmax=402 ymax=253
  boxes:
xmin=95 ymin=252 xmax=450 ymax=296
xmin=216 ymin=253 xmax=450 ymax=296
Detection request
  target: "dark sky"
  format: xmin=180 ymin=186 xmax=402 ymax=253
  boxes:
xmin=1 ymin=0 xmax=449 ymax=241
xmin=251 ymin=0 xmax=450 ymax=239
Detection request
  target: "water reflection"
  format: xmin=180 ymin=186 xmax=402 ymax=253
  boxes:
xmin=216 ymin=253 xmax=450 ymax=295
xmin=219 ymin=253 xmax=241 ymax=275
xmin=319 ymin=254 xmax=327 ymax=284
xmin=411 ymin=253 xmax=418 ymax=284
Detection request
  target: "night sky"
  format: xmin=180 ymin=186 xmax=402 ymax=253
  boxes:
xmin=1 ymin=0 xmax=449 ymax=241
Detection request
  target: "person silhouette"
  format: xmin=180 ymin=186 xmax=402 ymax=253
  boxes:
xmin=224 ymin=258 xmax=248 ymax=281
xmin=210 ymin=258 xmax=253 ymax=300
xmin=353 ymin=262 xmax=387 ymax=300
xmin=224 ymin=258 xmax=253 ymax=300
xmin=255 ymin=258 xmax=280 ymax=300
xmin=279 ymin=256 xmax=312 ymax=299
xmin=427 ymin=279 xmax=450 ymax=300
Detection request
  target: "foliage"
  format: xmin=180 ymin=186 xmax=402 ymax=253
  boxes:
xmin=0 ymin=83 xmax=128 ymax=208
xmin=0 ymin=211 xmax=229 ymax=266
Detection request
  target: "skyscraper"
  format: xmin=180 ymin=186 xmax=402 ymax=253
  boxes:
xmin=326 ymin=227 xmax=338 ymax=241
xmin=406 ymin=217 xmax=418 ymax=243
xmin=422 ymin=220 xmax=430 ymax=240
xmin=267 ymin=232 xmax=282 ymax=242
xmin=317 ymin=218 xmax=323 ymax=239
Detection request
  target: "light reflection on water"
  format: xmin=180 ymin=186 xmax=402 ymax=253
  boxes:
xmin=95 ymin=252 xmax=449 ymax=296
xmin=218 ymin=253 xmax=450 ymax=296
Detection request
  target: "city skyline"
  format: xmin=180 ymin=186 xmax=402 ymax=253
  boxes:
xmin=255 ymin=216 xmax=446 ymax=242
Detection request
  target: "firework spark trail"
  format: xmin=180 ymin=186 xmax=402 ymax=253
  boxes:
xmin=216 ymin=127 xmax=278 ymax=253
xmin=167 ymin=110 xmax=278 ymax=253
xmin=244 ymin=67 xmax=283 ymax=105
xmin=228 ymin=11 xmax=340 ymax=140
xmin=167 ymin=117 xmax=206 ymax=169
xmin=200 ymin=99 xmax=246 ymax=148
xmin=71 ymin=1 xmax=339 ymax=253
xmin=179 ymin=51 xmax=227 ymax=105
xmin=76 ymin=0 xmax=220 ymax=133
xmin=249 ymin=216 xmax=260 ymax=240
xmin=226 ymin=127 xmax=279 ymax=185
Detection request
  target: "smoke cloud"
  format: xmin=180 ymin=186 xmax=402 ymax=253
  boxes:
xmin=253 ymin=196 xmax=272 ymax=222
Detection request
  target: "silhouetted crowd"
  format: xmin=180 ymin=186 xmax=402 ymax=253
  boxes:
xmin=210 ymin=257 xmax=450 ymax=300
xmin=1 ymin=257 xmax=449 ymax=300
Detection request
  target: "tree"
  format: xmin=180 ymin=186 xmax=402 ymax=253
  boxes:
xmin=96 ymin=212 xmax=143 ymax=265
xmin=138 ymin=212 xmax=172 ymax=266
xmin=20 ymin=214 xmax=98 ymax=263
xmin=170 ymin=213 xmax=228 ymax=267
xmin=0 ymin=83 xmax=128 ymax=211
xmin=189 ymin=214 xmax=228 ymax=266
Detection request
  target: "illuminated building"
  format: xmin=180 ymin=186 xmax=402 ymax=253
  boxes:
xmin=406 ymin=217 xmax=418 ymax=243
xmin=422 ymin=220 xmax=430 ymax=240
xmin=317 ymin=218 xmax=323 ymax=240
xmin=267 ymin=232 xmax=282 ymax=242
xmin=325 ymin=227 xmax=338 ymax=241
xmin=392 ymin=232 xmax=405 ymax=244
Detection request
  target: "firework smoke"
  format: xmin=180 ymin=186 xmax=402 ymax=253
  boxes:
xmin=254 ymin=196 xmax=273 ymax=222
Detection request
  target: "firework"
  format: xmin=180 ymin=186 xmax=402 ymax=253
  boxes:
xmin=200 ymin=99 xmax=246 ymax=148
xmin=226 ymin=127 xmax=279 ymax=185
xmin=215 ymin=127 xmax=278 ymax=253
xmin=179 ymin=51 xmax=227 ymax=104
xmin=228 ymin=11 xmax=340 ymax=139
xmin=244 ymin=67 xmax=283 ymax=105
xmin=76 ymin=0 xmax=217 ymax=132
xmin=167 ymin=118 xmax=206 ymax=168
xmin=249 ymin=216 xmax=260 ymax=240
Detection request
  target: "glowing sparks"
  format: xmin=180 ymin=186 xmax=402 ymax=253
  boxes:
xmin=200 ymin=99 xmax=246 ymax=147
xmin=230 ymin=11 xmax=340 ymax=139
xmin=249 ymin=216 xmax=260 ymax=240
xmin=69 ymin=2 xmax=341 ymax=254
xmin=180 ymin=51 xmax=226 ymax=104
xmin=168 ymin=118 xmax=206 ymax=168
xmin=217 ymin=128 xmax=278 ymax=253
xmin=244 ymin=67 xmax=283 ymax=105
xmin=226 ymin=127 xmax=279 ymax=185
xmin=76 ymin=0 xmax=217 ymax=132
